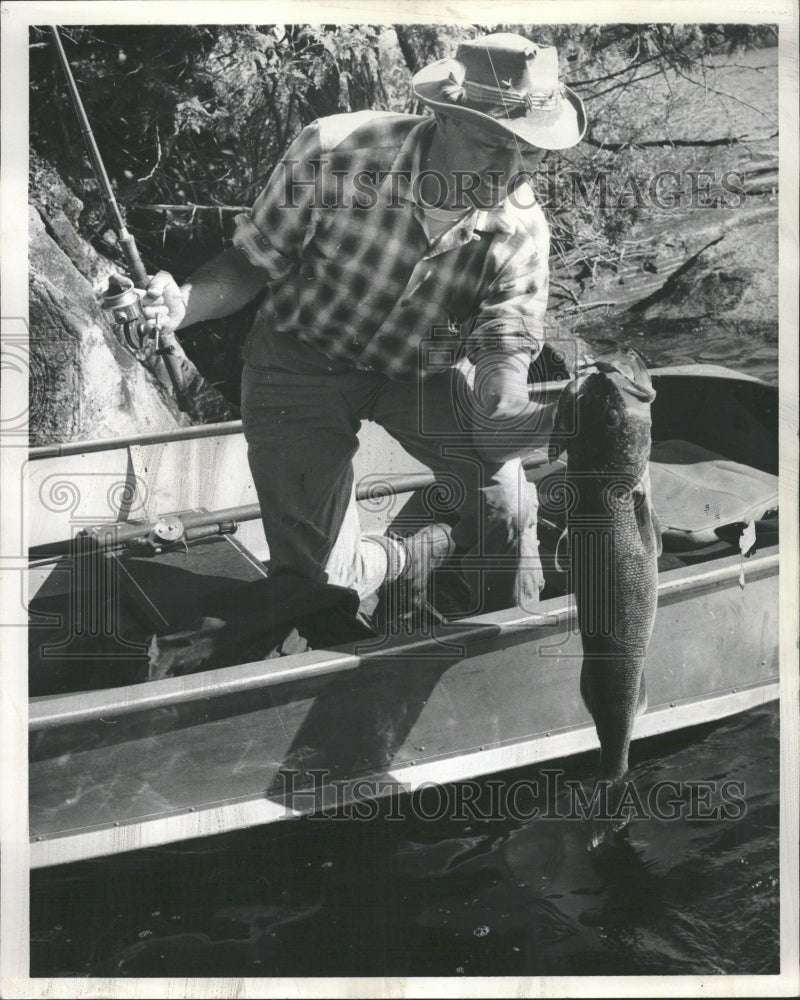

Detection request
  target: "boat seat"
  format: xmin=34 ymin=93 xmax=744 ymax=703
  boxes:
xmin=649 ymin=439 xmax=778 ymax=550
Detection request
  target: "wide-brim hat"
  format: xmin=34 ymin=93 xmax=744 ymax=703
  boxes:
xmin=412 ymin=32 xmax=587 ymax=151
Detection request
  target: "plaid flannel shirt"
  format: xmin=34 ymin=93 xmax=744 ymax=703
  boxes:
xmin=233 ymin=110 xmax=550 ymax=381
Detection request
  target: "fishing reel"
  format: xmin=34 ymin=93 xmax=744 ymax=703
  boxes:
xmin=101 ymin=273 xmax=170 ymax=362
xmin=125 ymin=513 xmax=239 ymax=556
xmin=130 ymin=514 xmax=189 ymax=555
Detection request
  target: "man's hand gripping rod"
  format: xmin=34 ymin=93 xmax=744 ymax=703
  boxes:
xmin=49 ymin=26 xmax=190 ymax=412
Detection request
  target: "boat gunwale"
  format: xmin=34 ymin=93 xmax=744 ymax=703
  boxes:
xmin=26 ymin=365 xmax=772 ymax=462
xmin=29 ymin=546 xmax=779 ymax=732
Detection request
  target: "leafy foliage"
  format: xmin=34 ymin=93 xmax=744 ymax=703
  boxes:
xmin=29 ymin=23 xmax=776 ymax=405
xmin=30 ymin=24 xmax=394 ymax=273
xmin=31 ymin=21 xmax=776 ymax=275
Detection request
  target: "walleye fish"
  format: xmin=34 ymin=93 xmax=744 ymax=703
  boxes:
xmin=554 ymin=348 xmax=661 ymax=846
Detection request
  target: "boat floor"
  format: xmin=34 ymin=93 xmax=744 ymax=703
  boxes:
xmin=28 ymin=517 xmax=775 ymax=699
xmin=28 ymin=434 xmax=779 ymax=698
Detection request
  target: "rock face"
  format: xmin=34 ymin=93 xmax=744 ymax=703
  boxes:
xmin=28 ymin=205 xmax=182 ymax=444
xmin=630 ymin=208 xmax=778 ymax=332
xmin=28 ymin=156 xmax=232 ymax=445
xmin=543 ymin=198 xmax=778 ymax=375
xmin=548 ymin=205 xmax=777 ymax=322
xmin=541 ymin=44 xmax=779 ymax=381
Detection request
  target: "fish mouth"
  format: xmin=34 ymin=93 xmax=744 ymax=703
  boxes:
xmin=549 ymin=347 xmax=655 ymax=461
xmin=576 ymin=346 xmax=655 ymax=403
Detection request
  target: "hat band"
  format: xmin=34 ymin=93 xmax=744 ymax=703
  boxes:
xmin=462 ymin=78 xmax=562 ymax=111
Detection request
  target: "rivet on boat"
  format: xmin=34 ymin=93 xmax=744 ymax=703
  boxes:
xmin=670 ymin=702 xmax=676 ymax=708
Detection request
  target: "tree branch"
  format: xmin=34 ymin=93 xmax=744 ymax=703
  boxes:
xmin=582 ymin=131 xmax=777 ymax=150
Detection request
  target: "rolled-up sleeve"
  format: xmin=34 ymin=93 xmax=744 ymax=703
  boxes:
xmin=232 ymin=122 xmax=321 ymax=280
xmin=465 ymin=202 xmax=550 ymax=362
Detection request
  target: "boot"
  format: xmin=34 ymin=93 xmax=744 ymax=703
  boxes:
xmin=374 ymin=523 xmax=455 ymax=631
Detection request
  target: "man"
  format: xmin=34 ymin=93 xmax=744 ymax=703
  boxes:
xmin=141 ymin=33 xmax=586 ymax=626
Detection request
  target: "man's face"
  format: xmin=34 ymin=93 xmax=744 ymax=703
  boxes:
xmin=437 ymin=116 xmax=545 ymax=208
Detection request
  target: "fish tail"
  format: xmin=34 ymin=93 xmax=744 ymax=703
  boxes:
xmin=580 ymin=656 xmax=646 ymax=782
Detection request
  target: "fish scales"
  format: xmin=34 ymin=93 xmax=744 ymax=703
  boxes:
xmin=556 ymin=350 xmax=660 ymax=838
xmin=572 ymin=464 xmax=658 ymax=779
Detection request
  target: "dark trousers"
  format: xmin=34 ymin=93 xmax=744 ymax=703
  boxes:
xmin=241 ymin=351 xmax=543 ymax=616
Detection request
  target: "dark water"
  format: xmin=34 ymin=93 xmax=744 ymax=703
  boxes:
xmin=31 ymin=704 xmax=779 ymax=978
xmin=30 ymin=330 xmax=780 ymax=979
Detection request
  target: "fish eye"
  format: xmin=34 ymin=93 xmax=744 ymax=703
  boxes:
xmin=606 ymin=407 xmax=621 ymax=426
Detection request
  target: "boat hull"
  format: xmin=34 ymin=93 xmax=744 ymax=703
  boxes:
xmin=27 ymin=365 xmax=781 ymax=867
xmin=29 ymin=547 xmax=778 ymax=868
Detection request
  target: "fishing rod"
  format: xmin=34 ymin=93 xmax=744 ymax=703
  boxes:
xmin=49 ymin=25 xmax=190 ymax=412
